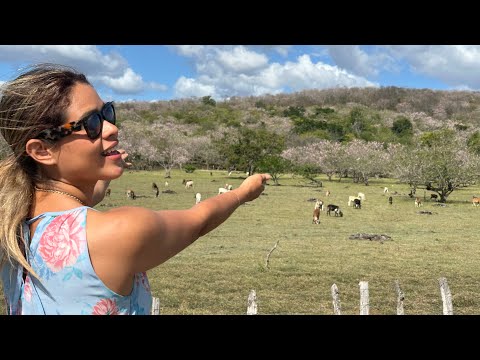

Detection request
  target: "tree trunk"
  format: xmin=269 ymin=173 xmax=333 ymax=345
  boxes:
xmin=364 ymin=176 xmax=369 ymax=186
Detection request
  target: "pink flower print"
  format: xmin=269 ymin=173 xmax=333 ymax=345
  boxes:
xmin=15 ymin=298 xmax=22 ymax=315
xmin=92 ymin=298 xmax=120 ymax=315
xmin=135 ymin=272 xmax=150 ymax=291
xmin=38 ymin=213 xmax=84 ymax=272
xmin=24 ymin=276 xmax=32 ymax=302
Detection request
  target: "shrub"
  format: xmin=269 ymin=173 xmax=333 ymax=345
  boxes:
xmin=184 ymin=164 xmax=196 ymax=173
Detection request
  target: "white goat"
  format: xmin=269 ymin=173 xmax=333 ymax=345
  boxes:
xmin=348 ymin=196 xmax=361 ymax=207
xmin=195 ymin=192 xmax=202 ymax=204
xmin=218 ymin=187 xmax=229 ymax=194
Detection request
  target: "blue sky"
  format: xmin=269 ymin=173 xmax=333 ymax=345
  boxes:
xmin=0 ymin=45 xmax=477 ymax=103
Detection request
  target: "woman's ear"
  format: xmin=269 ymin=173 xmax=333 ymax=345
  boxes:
xmin=25 ymin=139 xmax=57 ymax=165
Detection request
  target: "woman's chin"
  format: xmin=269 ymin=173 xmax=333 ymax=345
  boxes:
xmin=108 ymin=166 xmax=125 ymax=179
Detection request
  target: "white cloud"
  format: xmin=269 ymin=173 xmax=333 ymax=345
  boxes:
xmin=170 ymin=45 xmax=206 ymax=57
xmin=272 ymin=54 xmax=378 ymax=90
xmin=383 ymin=45 xmax=480 ymax=89
xmin=216 ymin=46 xmax=268 ymax=73
xmin=0 ymin=45 xmax=167 ymax=96
xmin=95 ymin=68 xmax=144 ymax=94
xmin=175 ymin=76 xmax=216 ymax=98
xmin=327 ymin=45 xmax=397 ymax=78
xmin=173 ymin=49 xmax=378 ymax=100
xmin=248 ymin=45 xmax=292 ymax=57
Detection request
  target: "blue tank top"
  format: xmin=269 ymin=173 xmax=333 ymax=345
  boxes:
xmin=1 ymin=206 xmax=152 ymax=315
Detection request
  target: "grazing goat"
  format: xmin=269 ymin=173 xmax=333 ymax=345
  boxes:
xmin=384 ymin=187 xmax=389 ymax=194
xmin=348 ymin=196 xmax=361 ymax=207
xmin=353 ymin=198 xmax=361 ymax=209
xmin=312 ymin=200 xmax=321 ymax=224
xmin=218 ymin=187 xmax=230 ymax=194
xmin=326 ymin=204 xmax=343 ymax=217
xmin=325 ymin=190 xmax=331 ymax=197
xmin=165 ymin=181 xmax=169 ymax=187
xmin=182 ymin=179 xmax=194 ymax=189
xmin=472 ymin=196 xmax=480 ymax=207
xmin=195 ymin=192 xmax=202 ymax=204
xmin=315 ymin=199 xmax=324 ymax=211
xmin=415 ymin=197 xmax=422 ymax=207
xmin=126 ymin=189 xmax=136 ymax=200
xmin=152 ymin=182 xmax=159 ymax=198
xmin=105 ymin=188 xmax=111 ymax=197
xmin=388 ymin=196 xmax=393 ymax=205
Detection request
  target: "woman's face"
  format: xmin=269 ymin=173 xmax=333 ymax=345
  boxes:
xmin=53 ymin=82 xmax=124 ymax=186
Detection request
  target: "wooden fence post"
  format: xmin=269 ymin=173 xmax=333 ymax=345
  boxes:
xmin=439 ymin=277 xmax=453 ymax=315
xmin=247 ymin=290 xmax=258 ymax=315
xmin=265 ymin=240 xmax=279 ymax=269
xmin=359 ymin=281 xmax=369 ymax=315
xmin=331 ymin=283 xmax=342 ymax=315
xmin=394 ymin=280 xmax=404 ymax=315
xmin=151 ymin=296 xmax=160 ymax=315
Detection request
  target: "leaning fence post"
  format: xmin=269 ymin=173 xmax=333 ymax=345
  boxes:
xmin=359 ymin=281 xmax=369 ymax=315
xmin=265 ymin=240 xmax=280 ymax=269
xmin=247 ymin=290 xmax=258 ymax=315
xmin=331 ymin=283 xmax=342 ymax=315
xmin=439 ymin=277 xmax=453 ymax=315
xmin=151 ymin=297 xmax=160 ymax=315
xmin=394 ymin=280 xmax=405 ymax=315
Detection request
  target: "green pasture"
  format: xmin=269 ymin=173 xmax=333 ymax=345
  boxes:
xmin=2 ymin=169 xmax=480 ymax=315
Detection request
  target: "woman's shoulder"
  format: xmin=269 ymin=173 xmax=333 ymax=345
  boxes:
xmin=88 ymin=205 xmax=157 ymax=221
xmin=86 ymin=206 xmax=160 ymax=236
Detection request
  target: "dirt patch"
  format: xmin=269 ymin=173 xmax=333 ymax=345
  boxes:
xmin=349 ymin=233 xmax=392 ymax=242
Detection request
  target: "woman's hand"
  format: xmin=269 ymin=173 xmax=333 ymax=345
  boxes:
xmin=118 ymin=149 xmax=132 ymax=168
xmin=237 ymin=173 xmax=272 ymax=203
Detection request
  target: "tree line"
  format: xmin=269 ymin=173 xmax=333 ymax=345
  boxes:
xmin=2 ymin=88 xmax=480 ymax=202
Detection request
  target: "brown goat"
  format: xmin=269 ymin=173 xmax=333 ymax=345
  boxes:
xmin=312 ymin=200 xmax=321 ymax=224
xmin=126 ymin=189 xmax=137 ymax=200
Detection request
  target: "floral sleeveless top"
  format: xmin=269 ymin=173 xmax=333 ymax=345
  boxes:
xmin=1 ymin=206 xmax=152 ymax=315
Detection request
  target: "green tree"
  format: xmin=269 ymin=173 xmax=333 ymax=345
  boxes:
xmin=391 ymin=116 xmax=413 ymax=136
xmin=467 ymin=131 xmax=480 ymax=155
xmin=292 ymin=164 xmax=322 ymax=186
xmin=256 ymin=155 xmax=292 ymax=185
xmin=392 ymin=130 xmax=480 ymax=202
xmin=215 ymin=127 xmax=285 ymax=175
xmin=283 ymin=106 xmax=305 ymax=118
xmin=347 ymin=107 xmax=376 ymax=141
xmin=202 ymin=95 xmax=216 ymax=107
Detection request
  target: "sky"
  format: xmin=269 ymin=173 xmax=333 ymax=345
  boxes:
xmin=0 ymin=45 xmax=478 ymax=103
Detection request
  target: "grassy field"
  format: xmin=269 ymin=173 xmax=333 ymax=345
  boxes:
xmin=2 ymin=169 xmax=480 ymax=315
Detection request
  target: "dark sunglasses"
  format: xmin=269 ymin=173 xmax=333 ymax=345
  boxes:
xmin=36 ymin=102 xmax=116 ymax=141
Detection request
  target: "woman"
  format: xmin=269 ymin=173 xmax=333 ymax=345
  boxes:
xmin=0 ymin=63 xmax=270 ymax=315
